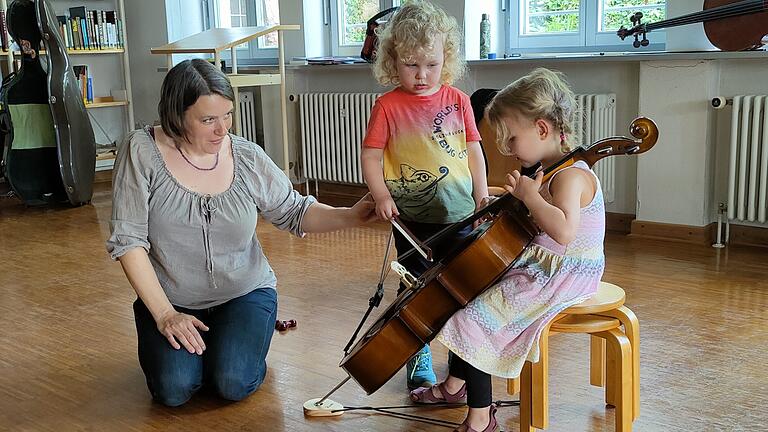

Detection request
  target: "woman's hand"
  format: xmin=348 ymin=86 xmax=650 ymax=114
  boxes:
xmin=505 ymin=170 xmax=544 ymax=203
xmin=374 ymin=194 xmax=399 ymax=221
xmin=157 ymin=310 xmax=209 ymax=355
xmin=351 ymin=193 xmax=379 ymax=225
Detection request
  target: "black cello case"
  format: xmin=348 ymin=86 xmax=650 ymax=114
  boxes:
xmin=0 ymin=0 xmax=95 ymax=206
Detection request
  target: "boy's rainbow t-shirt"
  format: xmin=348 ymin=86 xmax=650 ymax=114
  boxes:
xmin=364 ymin=85 xmax=482 ymax=224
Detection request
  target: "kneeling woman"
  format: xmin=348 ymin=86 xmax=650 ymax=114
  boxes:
xmin=107 ymin=59 xmax=375 ymax=407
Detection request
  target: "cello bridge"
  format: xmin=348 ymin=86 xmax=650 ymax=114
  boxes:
xmin=391 ymin=261 xmax=417 ymax=290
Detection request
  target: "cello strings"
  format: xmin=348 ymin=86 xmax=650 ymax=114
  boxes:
xmin=644 ymin=1 xmax=764 ymax=31
xmin=661 ymin=3 xmax=764 ymax=27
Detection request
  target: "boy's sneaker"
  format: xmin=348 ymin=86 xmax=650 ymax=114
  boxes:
xmin=406 ymin=344 xmax=437 ymax=390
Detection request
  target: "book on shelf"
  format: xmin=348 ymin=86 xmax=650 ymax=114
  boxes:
xmin=72 ymin=64 xmax=92 ymax=104
xmin=0 ymin=11 xmax=8 ymax=52
xmin=60 ymin=6 xmax=123 ymax=51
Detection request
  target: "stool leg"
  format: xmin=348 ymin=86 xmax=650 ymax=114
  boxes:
xmin=519 ymin=361 xmax=536 ymax=432
xmin=507 ymin=376 xmax=520 ymax=395
xmin=590 ymin=335 xmax=606 ymax=387
xmin=605 ymin=336 xmax=617 ymax=408
xmin=600 ymin=306 xmax=640 ymax=420
xmin=596 ymin=329 xmax=632 ymax=432
xmin=531 ymin=322 xmax=552 ymax=429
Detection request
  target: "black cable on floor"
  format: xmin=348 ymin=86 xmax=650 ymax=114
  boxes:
xmin=332 ymin=399 xmax=520 ymax=429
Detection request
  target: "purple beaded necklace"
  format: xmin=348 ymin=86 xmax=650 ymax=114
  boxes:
xmin=176 ymin=145 xmax=219 ymax=171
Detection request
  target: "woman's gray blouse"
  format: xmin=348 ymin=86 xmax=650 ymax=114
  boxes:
xmin=106 ymin=128 xmax=316 ymax=309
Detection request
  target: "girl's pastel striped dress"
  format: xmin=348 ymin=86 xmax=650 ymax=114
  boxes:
xmin=436 ymin=160 xmax=606 ymax=378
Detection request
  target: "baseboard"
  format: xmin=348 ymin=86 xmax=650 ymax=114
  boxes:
xmin=606 ymin=213 xmax=634 ymax=234
xmin=728 ymin=224 xmax=768 ymax=248
xmin=294 ymin=181 xmax=367 ymax=207
xmin=630 ymin=219 xmax=716 ymax=245
xmin=93 ymin=169 xmax=113 ymax=193
xmin=94 ymin=169 xmax=112 ymax=184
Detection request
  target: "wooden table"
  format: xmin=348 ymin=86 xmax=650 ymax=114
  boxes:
xmin=151 ymin=25 xmax=300 ymax=173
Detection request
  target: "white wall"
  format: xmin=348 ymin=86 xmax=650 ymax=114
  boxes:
xmin=124 ymin=0 xmax=170 ymax=127
xmin=637 ymin=60 xmax=719 ymax=226
xmin=665 ymin=0 xmax=716 ymax=52
xmin=464 ymin=0 xmax=503 ymax=60
xmin=165 ymin=0 xmax=204 ymax=44
xmin=165 ymin=0 xmax=206 ymax=65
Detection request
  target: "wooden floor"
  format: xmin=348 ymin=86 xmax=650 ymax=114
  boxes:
xmin=0 ymin=188 xmax=766 ymax=432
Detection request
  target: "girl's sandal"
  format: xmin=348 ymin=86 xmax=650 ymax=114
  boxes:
xmin=409 ymin=381 xmax=466 ymax=404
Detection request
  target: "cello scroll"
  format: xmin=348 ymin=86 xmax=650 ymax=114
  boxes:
xmin=581 ymin=117 xmax=658 ymax=167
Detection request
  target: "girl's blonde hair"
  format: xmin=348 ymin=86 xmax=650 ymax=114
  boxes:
xmin=486 ymin=68 xmax=577 ymax=155
xmin=373 ymin=1 xmax=465 ymax=87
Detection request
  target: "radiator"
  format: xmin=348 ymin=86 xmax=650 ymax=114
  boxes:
xmin=298 ymin=92 xmax=617 ymax=204
xmin=238 ymin=91 xmax=258 ymax=144
xmin=299 ymin=93 xmax=381 ymax=184
xmin=574 ymin=93 xmax=617 ymax=204
xmin=724 ymin=95 xmax=768 ymax=224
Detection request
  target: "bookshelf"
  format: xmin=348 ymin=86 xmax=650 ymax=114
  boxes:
xmin=0 ymin=0 xmax=134 ymax=173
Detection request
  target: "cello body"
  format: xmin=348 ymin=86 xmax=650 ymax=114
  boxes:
xmin=703 ymin=0 xmax=768 ymax=51
xmin=341 ymin=198 xmax=538 ymax=394
xmin=0 ymin=0 xmax=94 ymax=206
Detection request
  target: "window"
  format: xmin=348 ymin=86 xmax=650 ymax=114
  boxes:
xmin=206 ymin=0 xmax=280 ymax=59
xmin=522 ymin=0 xmax=580 ymax=35
xmin=331 ymin=0 xmax=400 ymax=56
xmin=221 ymin=0 xmax=248 ymax=28
xmin=340 ymin=0 xmax=380 ymax=46
xmin=256 ymin=0 xmax=280 ymax=48
xmin=600 ymin=0 xmax=665 ymax=32
xmin=509 ymin=0 xmax=666 ymax=52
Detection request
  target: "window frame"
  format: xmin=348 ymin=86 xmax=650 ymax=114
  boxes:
xmin=204 ymin=0 xmax=279 ymax=61
xmin=506 ymin=0 xmax=666 ymax=53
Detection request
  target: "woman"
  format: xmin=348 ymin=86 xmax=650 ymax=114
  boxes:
xmin=106 ymin=59 xmax=375 ymax=407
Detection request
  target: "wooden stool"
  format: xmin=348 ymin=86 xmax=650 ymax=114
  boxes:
xmin=508 ymin=282 xmax=640 ymax=431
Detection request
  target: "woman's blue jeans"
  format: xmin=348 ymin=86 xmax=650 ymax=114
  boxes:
xmin=133 ymin=288 xmax=278 ymax=407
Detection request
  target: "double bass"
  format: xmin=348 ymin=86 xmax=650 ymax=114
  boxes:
xmin=618 ymin=0 xmax=768 ymax=51
xmin=0 ymin=0 xmax=95 ymax=206
xmin=338 ymin=117 xmax=659 ymax=396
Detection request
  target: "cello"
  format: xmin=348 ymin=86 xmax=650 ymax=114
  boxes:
xmin=617 ymin=0 xmax=768 ymax=51
xmin=0 ymin=0 xmax=95 ymax=206
xmin=304 ymin=117 xmax=658 ymax=416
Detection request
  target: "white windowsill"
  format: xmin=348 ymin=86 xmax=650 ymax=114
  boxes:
xmin=231 ymin=50 xmax=766 ymax=73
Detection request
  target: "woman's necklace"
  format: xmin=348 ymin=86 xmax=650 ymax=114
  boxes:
xmin=176 ymin=144 xmax=219 ymax=171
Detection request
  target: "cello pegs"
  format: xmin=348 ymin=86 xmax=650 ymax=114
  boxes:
xmin=303 ymin=398 xmax=344 ymax=417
